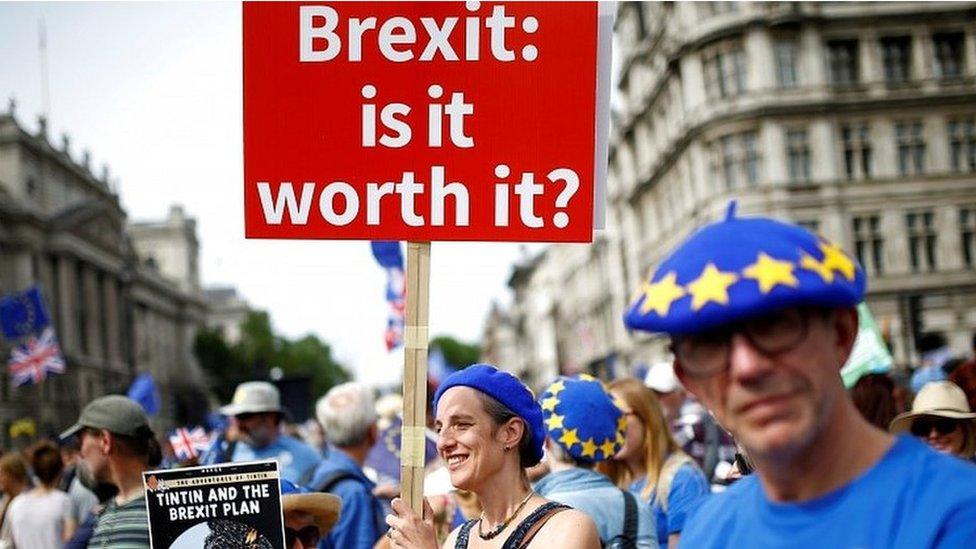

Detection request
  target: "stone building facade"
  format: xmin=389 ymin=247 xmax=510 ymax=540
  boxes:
xmin=484 ymin=1 xmax=976 ymax=386
xmin=0 ymin=106 xmax=208 ymax=443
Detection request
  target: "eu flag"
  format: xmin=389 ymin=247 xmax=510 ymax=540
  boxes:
xmin=0 ymin=286 xmax=51 ymax=341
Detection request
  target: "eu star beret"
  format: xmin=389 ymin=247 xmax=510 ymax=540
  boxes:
xmin=625 ymin=202 xmax=866 ymax=335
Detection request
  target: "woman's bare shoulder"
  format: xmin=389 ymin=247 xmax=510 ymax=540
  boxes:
xmin=531 ymin=508 xmax=600 ymax=548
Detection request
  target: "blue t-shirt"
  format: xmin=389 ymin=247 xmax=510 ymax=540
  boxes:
xmin=230 ymin=435 xmax=320 ymax=486
xmin=680 ymin=435 xmax=976 ymax=548
xmin=630 ymin=462 xmax=710 ymax=548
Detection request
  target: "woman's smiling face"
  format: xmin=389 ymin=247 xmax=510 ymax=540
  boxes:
xmin=435 ymin=387 xmax=508 ymax=492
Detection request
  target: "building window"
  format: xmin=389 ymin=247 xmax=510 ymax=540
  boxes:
xmin=841 ymin=123 xmax=872 ymax=180
xmin=786 ymin=129 xmax=811 ymax=183
xmin=961 ymin=208 xmax=976 ymax=267
xmin=906 ymin=211 xmax=937 ymax=272
xmin=712 ymin=130 xmax=761 ymax=189
xmin=827 ymin=39 xmax=859 ymax=86
xmin=75 ymin=263 xmax=88 ymax=355
xmin=933 ymin=32 xmax=964 ymax=79
xmin=895 ymin=121 xmax=926 ymax=176
xmin=704 ymin=45 xmax=747 ymax=100
xmin=699 ymin=2 xmax=738 ymax=17
xmin=775 ymin=38 xmax=799 ymax=88
xmin=797 ymin=219 xmax=820 ymax=235
xmin=853 ymin=215 xmax=884 ymax=275
xmin=880 ymin=36 xmax=912 ymax=84
xmin=948 ymin=118 xmax=976 ymax=173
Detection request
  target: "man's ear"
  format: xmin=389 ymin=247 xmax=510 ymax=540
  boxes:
xmin=99 ymin=429 xmax=113 ymax=455
xmin=832 ymin=306 xmax=860 ymax=368
xmin=673 ymin=359 xmax=703 ymax=400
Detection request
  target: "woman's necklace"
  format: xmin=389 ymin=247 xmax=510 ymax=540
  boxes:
xmin=477 ymin=490 xmax=535 ymax=541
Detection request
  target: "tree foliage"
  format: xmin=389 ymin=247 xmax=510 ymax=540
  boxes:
xmin=430 ymin=335 xmax=481 ymax=369
xmin=194 ymin=311 xmax=350 ymax=405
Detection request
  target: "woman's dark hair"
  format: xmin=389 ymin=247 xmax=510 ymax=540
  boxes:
xmin=850 ymin=373 xmax=897 ymax=430
xmin=30 ymin=441 xmax=64 ymax=486
xmin=477 ymin=392 xmax=537 ymax=468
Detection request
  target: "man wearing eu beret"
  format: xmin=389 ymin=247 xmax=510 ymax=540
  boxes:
xmin=624 ymin=202 xmax=976 ymax=548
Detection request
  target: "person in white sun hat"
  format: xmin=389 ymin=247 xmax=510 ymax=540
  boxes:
xmin=890 ymin=380 xmax=976 ymax=461
xmin=201 ymin=381 xmax=320 ymax=485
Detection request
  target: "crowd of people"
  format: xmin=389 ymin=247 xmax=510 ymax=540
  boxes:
xmin=2 ymin=208 xmax=976 ymax=548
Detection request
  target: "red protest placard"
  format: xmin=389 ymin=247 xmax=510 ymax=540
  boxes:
xmin=243 ymin=1 xmax=605 ymax=242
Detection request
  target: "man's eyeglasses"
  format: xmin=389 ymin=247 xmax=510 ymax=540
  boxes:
xmin=910 ymin=416 xmax=960 ymax=437
xmin=285 ymin=525 xmax=321 ymax=548
xmin=671 ymin=307 xmax=827 ymax=378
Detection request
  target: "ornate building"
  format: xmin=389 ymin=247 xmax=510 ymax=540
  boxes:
xmin=485 ymin=1 xmax=976 ymax=384
xmin=0 ymin=105 xmax=209 ymax=443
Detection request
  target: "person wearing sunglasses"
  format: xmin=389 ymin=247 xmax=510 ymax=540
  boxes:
xmin=281 ymin=479 xmax=341 ymax=549
xmin=623 ymin=202 xmax=976 ymax=548
xmin=890 ymin=381 xmax=976 ymax=460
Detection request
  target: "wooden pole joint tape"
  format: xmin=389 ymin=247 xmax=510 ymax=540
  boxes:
xmin=400 ymin=425 xmax=427 ymax=467
xmin=404 ymin=325 xmax=429 ymax=349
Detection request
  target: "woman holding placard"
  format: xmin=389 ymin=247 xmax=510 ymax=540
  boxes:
xmin=385 ymin=364 xmax=599 ymax=548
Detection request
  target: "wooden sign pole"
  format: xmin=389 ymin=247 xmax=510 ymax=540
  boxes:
xmin=400 ymin=241 xmax=430 ymax=514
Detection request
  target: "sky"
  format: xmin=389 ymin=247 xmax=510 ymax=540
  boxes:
xmin=0 ymin=2 xmax=546 ymax=387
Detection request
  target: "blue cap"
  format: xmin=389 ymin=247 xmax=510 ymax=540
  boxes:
xmin=625 ymin=202 xmax=866 ymax=335
xmin=540 ymin=375 xmax=625 ymax=463
xmin=433 ymin=364 xmax=545 ymax=466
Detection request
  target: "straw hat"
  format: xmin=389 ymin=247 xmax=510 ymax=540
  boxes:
xmin=889 ymin=381 xmax=976 ymax=434
xmin=283 ymin=492 xmax=342 ymax=535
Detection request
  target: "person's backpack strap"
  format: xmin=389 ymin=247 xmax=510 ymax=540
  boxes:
xmin=654 ymin=452 xmax=695 ymax=513
xmin=621 ymin=489 xmax=637 ymax=549
xmin=314 ymin=470 xmax=360 ymax=493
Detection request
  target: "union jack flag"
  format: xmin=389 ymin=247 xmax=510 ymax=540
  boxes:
xmin=169 ymin=426 xmax=211 ymax=461
xmin=7 ymin=327 xmax=64 ymax=387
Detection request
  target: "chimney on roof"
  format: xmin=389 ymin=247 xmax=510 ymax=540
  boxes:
xmin=61 ymin=133 xmax=71 ymax=156
xmin=82 ymin=149 xmax=91 ymax=171
xmin=36 ymin=115 xmax=48 ymax=139
xmin=100 ymin=163 xmax=110 ymax=183
xmin=6 ymin=97 xmax=15 ymax=116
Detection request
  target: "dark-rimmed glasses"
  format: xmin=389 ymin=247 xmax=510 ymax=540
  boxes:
xmin=910 ymin=416 xmax=960 ymax=437
xmin=285 ymin=525 xmax=321 ymax=548
xmin=671 ymin=307 xmax=828 ymax=378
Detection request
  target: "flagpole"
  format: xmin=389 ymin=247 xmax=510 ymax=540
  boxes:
xmin=400 ymin=241 xmax=430 ymax=514
xmin=39 ymin=18 xmax=49 ymax=120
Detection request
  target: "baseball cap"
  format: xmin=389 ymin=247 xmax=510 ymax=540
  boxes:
xmin=60 ymin=395 xmax=151 ymax=440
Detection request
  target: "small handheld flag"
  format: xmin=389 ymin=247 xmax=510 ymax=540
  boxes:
xmin=7 ymin=327 xmax=65 ymax=387
xmin=168 ymin=426 xmax=212 ymax=461
xmin=0 ymin=286 xmax=52 ymax=340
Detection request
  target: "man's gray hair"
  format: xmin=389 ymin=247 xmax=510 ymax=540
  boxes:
xmin=316 ymin=382 xmax=378 ymax=447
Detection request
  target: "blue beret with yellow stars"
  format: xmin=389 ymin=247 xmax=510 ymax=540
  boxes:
xmin=625 ymin=202 xmax=866 ymax=335
xmin=539 ymin=375 xmax=627 ymax=463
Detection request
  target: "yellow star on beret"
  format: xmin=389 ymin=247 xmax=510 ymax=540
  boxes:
xmin=820 ymin=241 xmax=857 ymax=281
xmin=800 ymin=253 xmax=834 ymax=283
xmin=541 ymin=396 xmax=560 ymax=412
xmin=580 ymin=437 xmax=598 ymax=459
xmin=559 ymin=428 xmax=580 ymax=449
xmin=687 ymin=263 xmax=738 ymax=311
xmin=743 ymin=253 xmax=799 ymax=294
xmin=547 ymin=380 xmax=566 ymax=397
xmin=638 ymin=271 xmax=686 ymax=317
xmin=617 ymin=414 xmax=628 ymax=432
xmin=599 ymin=437 xmax=617 ymax=459
xmin=545 ymin=414 xmax=565 ymax=431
